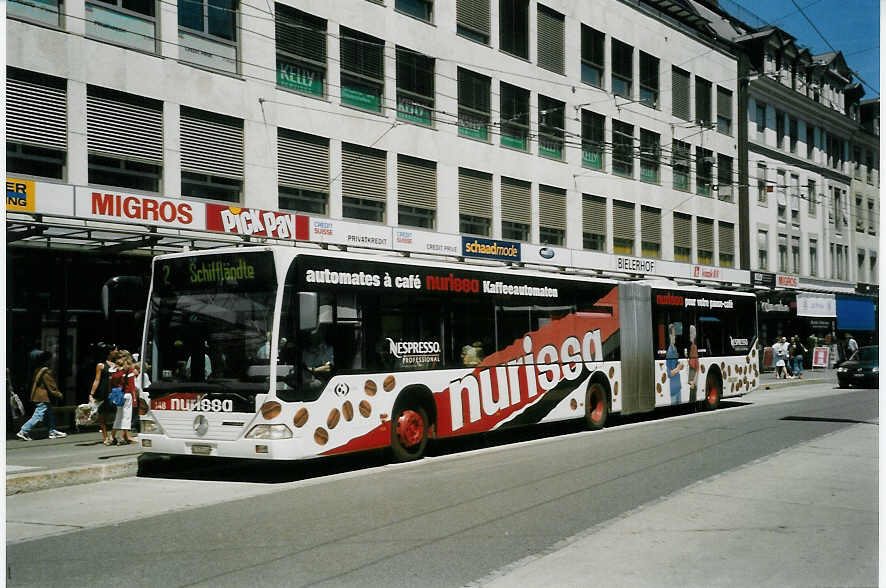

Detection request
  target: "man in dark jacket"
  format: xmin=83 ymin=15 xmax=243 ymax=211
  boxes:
xmin=17 ymin=351 xmax=66 ymax=441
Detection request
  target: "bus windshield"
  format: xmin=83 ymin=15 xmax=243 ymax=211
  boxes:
xmin=143 ymin=251 xmax=277 ymax=399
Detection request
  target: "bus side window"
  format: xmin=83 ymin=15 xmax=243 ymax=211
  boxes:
xmin=446 ymin=299 xmax=494 ymax=367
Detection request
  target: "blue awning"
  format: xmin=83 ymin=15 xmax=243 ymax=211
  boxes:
xmin=835 ymin=296 xmax=876 ymax=332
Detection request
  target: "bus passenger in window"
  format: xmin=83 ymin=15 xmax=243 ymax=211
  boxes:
xmin=688 ymin=325 xmax=699 ymax=401
xmin=666 ymin=324 xmax=684 ymax=404
xmin=461 ymin=341 xmax=484 ymax=367
xmin=302 ymin=328 xmax=334 ymax=394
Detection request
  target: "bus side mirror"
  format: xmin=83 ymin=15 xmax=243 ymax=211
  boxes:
xmin=299 ymin=292 xmax=319 ymax=331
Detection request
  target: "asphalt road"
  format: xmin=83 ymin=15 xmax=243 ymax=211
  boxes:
xmin=6 ymin=382 xmax=877 ymax=587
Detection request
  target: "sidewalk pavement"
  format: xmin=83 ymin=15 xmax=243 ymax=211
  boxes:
xmin=5 ymin=429 xmax=141 ymax=495
xmin=4 ymin=368 xmax=839 ymax=495
xmin=480 ymin=421 xmax=877 ymax=587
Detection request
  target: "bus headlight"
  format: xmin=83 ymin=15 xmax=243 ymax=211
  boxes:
xmin=141 ymin=419 xmax=163 ymax=434
xmin=246 ymin=424 xmax=292 ymax=440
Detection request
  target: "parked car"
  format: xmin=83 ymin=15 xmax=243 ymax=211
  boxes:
xmin=836 ymin=346 xmax=879 ymax=388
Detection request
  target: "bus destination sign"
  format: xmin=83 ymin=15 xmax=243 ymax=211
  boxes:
xmin=155 ymin=251 xmax=276 ymax=294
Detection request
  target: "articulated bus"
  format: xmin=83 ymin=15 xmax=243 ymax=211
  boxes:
xmin=138 ymin=246 xmax=758 ymax=461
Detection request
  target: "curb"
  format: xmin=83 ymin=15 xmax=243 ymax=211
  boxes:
xmin=7 ymin=458 xmax=140 ymax=495
xmin=761 ymin=376 xmax=832 ymax=391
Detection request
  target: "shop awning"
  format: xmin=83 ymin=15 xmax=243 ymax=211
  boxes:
xmin=835 ymin=296 xmax=876 ymax=332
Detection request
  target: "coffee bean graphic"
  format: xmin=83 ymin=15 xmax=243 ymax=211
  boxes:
xmin=364 ymin=380 xmax=377 ymax=397
xmin=342 ymin=401 xmax=354 ymax=421
xmin=293 ymin=407 xmax=308 ymax=428
xmin=314 ymin=428 xmax=328 ymax=445
xmin=359 ymin=400 xmax=372 ymax=418
xmin=383 ymin=375 xmax=396 ymax=392
xmin=327 ymin=408 xmax=340 ymax=429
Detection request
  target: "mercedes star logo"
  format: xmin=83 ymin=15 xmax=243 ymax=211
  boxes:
xmin=193 ymin=414 xmax=209 ymax=436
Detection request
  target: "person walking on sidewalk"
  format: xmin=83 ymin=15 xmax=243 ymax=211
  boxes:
xmin=16 ymin=351 xmax=67 ymax=441
xmin=88 ymin=344 xmax=119 ymax=445
xmin=791 ymin=336 xmax=807 ymax=379
xmin=110 ymin=351 xmax=137 ymax=445
xmin=774 ymin=337 xmax=790 ymax=379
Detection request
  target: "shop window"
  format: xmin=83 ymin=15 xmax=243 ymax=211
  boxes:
xmin=458 ymin=68 xmax=491 ymax=141
xmin=340 ymin=28 xmax=385 ymax=113
xmin=396 ymin=47 xmax=434 ymax=126
xmin=275 ymin=5 xmax=326 ymax=97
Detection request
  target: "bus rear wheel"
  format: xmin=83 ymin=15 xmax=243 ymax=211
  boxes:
xmin=391 ymin=405 xmax=429 ymax=462
xmin=703 ymin=372 xmax=721 ymax=410
xmin=585 ymin=382 xmax=609 ymax=430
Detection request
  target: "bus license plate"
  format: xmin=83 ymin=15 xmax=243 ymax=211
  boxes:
xmin=191 ymin=444 xmax=212 ymax=455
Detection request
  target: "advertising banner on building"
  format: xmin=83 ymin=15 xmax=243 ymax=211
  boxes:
xmin=614 ymin=256 xmax=657 ymax=275
xmin=752 ymin=271 xmax=776 ymax=288
xmin=205 ymin=204 xmax=309 ymax=240
xmin=7 ymin=179 xmax=75 ymax=216
xmin=521 ymin=244 xmax=573 ymax=267
xmin=812 ymin=346 xmax=830 ymax=368
xmin=392 ymin=228 xmax=460 ymax=257
xmin=461 ymin=236 xmax=521 ymax=262
xmin=74 ymin=187 xmax=206 ymax=229
xmin=776 ymin=274 xmax=799 ymax=288
xmin=796 ymin=293 xmax=837 ymax=317
xmin=309 ymin=217 xmax=392 ymax=250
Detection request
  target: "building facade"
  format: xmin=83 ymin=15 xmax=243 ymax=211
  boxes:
xmin=5 ymin=0 xmax=876 ymax=398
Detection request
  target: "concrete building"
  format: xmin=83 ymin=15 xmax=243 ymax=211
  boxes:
xmin=691 ymin=2 xmax=879 ymax=350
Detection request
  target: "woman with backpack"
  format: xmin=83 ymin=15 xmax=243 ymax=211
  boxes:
xmin=88 ymin=344 xmax=120 ymax=445
xmin=16 ymin=351 xmax=66 ymax=441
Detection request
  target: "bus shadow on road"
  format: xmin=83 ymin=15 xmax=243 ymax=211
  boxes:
xmin=136 ymin=400 xmax=751 ymax=485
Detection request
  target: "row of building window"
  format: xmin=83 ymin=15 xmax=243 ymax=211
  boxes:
xmin=757 ymin=228 xmax=877 ymax=282
xmin=752 ymin=101 xmax=879 ymax=181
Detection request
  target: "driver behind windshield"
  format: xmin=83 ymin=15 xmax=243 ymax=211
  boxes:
xmin=302 ymin=327 xmax=334 ymax=394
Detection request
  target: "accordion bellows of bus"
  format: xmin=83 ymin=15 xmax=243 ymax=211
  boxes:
xmin=137 ymin=246 xmax=758 ymax=462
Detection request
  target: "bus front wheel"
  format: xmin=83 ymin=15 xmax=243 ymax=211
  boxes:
xmin=391 ymin=405 xmax=429 ymax=462
xmin=585 ymin=382 xmax=609 ymax=430
xmin=703 ymin=372 xmax=721 ymax=410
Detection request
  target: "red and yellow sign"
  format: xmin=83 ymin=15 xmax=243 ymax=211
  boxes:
xmin=6 ymin=178 xmax=35 ymax=212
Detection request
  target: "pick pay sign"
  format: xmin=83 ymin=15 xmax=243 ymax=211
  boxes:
xmin=205 ymin=204 xmax=309 ymax=240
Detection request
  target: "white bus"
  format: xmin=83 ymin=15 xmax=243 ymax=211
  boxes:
xmin=137 ymin=246 xmax=758 ymax=461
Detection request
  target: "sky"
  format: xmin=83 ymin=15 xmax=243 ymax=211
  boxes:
xmin=718 ymin=0 xmax=880 ymax=98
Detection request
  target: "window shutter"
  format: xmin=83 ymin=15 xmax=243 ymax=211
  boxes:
xmin=582 ymin=194 xmax=606 ymax=235
xmin=457 ymin=0 xmax=490 ymax=38
xmin=695 ymin=77 xmax=712 ymax=123
xmin=277 ymin=129 xmax=329 ymax=192
xmin=397 ymin=154 xmax=436 ymax=209
xmin=275 ymin=5 xmax=326 ymax=61
xmin=717 ymin=86 xmax=732 ymax=119
xmin=459 ymin=168 xmax=492 ymax=217
xmin=342 ymin=143 xmax=386 ymax=201
xmin=538 ymin=184 xmax=566 ymax=230
xmin=501 ymin=176 xmax=531 ymax=224
xmin=673 ymin=213 xmax=692 ymax=249
xmin=697 ymin=217 xmax=714 ymax=251
xmin=719 ymin=221 xmax=734 ymax=255
xmin=7 ymin=74 xmax=67 ymax=151
xmin=672 ymin=67 xmax=690 ymax=120
xmin=341 ymin=29 xmax=384 ymax=81
xmin=536 ymin=5 xmax=564 ymax=75
xmin=87 ymin=87 xmax=163 ymax=163
xmin=612 ymin=200 xmax=635 ymax=240
xmin=641 ymin=206 xmax=661 ymax=245
xmin=180 ymin=107 xmax=243 ymax=178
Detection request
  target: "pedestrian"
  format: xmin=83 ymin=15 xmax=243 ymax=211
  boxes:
xmin=110 ymin=351 xmax=137 ymax=445
xmin=774 ymin=337 xmax=790 ymax=379
xmin=88 ymin=344 xmax=119 ymax=445
xmin=16 ymin=351 xmax=66 ymax=441
xmin=846 ymin=333 xmax=859 ymax=358
xmin=791 ymin=336 xmax=807 ymax=379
